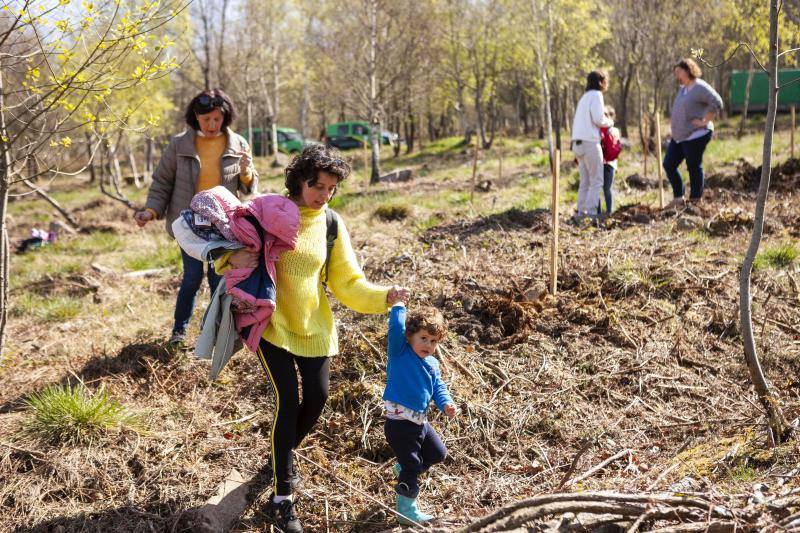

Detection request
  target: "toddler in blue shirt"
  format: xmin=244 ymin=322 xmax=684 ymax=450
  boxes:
xmin=382 ymin=301 xmax=456 ymax=525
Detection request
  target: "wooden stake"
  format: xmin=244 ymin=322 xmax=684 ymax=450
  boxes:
xmin=789 ymin=106 xmax=796 ymax=159
xmin=655 ymin=113 xmax=664 ymax=209
xmin=550 ymin=149 xmax=560 ymax=295
xmin=470 ymin=139 xmax=479 ymax=204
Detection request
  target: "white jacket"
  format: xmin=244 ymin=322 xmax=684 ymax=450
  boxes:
xmin=571 ymin=90 xmax=613 ymax=143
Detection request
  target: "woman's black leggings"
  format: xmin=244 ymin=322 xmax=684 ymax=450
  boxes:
xmin=256 ymin=339 xmax=330 ymax=495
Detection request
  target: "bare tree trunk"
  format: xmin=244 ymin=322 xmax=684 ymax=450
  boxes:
xmin=247 ymin=100 xmax=253 ymax=147
xmin=367 ymin=0 xmax=381 ymax=184
xmin=85 ymin=132 xmax=96 ymax=183
xmin=271 ymin=46 xmax=280 ymax=167
xmin=405 ymin=111 xmax=415 ymax=154
xmin=145 ymin=136 xmax=154 ymax=183
xmin=447 ymin=0 xmax=471 ymax=144
xmin=0 ymin=58 xmax=10 ymax=356
xmin=127 ymin=136 xmax=141 ymax=189
xmin=300 ymin=78 xmax=309 ymax=138
xmin=217 ymin=0 xmax=230 ymax=89
xmin=530 ymin=0 xmax=554 ymax=168
xmin=740 ymin=0 xmax=792 ymax=446
xmin=199 ymin=0 xmax=212 ymax=90
xmin=738 ymin=56 xmax=756 ymax=139
xmin=619 ymin=62 xmax=635 ymax=138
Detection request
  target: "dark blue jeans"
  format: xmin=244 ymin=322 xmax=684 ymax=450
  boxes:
xmin=597 ymin=164 xmax=616 ymax=215
xmin=663 ymin=131 xmax=712 ymax=199
xmin=384 ymin=418 xmax=447 ymax=498
xmin=173 ymin=248 xmax=221 ymax=335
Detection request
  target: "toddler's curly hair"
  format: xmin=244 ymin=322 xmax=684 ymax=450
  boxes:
xmin=405 ymin=306 xmax=447 ymax=340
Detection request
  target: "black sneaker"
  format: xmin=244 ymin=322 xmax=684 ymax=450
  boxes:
xmin=268 ymin=495 xmax=303 ymax=533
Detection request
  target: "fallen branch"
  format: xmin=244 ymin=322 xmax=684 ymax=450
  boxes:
xmin=455 ymin=492 xmax=735 ymax=533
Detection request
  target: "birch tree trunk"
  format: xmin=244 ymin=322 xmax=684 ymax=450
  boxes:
xmin=367 ymin=0 xmax=382 ymax=184
xmin=739 ymin=0 xmax=792 ymax=446
xmin=530 ymin=0 xmax=554 ymax=169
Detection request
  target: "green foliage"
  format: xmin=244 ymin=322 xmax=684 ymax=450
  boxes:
xmin=753 ymin=242 xmax=800 ymax=271
xmin=22 ymin=383 xmax=142 ymax=445
xmin=3 ymin=0 xmax=183 ymax=173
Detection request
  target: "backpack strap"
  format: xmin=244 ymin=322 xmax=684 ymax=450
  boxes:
xmin=322 ymin=208 xmax=339 ymax=287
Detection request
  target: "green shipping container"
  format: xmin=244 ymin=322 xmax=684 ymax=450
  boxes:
xmin=730 ymin=69 xmax=800 ymax=112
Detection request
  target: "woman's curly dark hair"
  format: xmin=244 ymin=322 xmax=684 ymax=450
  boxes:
xmin=185 ymin=89 xmax=237 ymax=130
xmin=406 ymin=306 xmax=447 ymax=340
xmin=285 ymin=144 xmax=351 ymax=197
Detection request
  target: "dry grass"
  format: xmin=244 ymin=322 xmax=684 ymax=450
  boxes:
xmin=2 ymin=124 xmax=800 ymax=531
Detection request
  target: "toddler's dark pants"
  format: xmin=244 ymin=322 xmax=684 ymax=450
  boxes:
xmin=384 ymin=418 xmax=447 ymax=498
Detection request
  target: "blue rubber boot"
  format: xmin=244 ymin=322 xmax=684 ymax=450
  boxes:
xmin=396 ymin=494 xmax=433 ymax=525
xmin=393 ymin=463 xmax=401 ymax=478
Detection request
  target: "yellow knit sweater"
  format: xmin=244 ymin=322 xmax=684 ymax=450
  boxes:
xmin=219 ymin=206 xmax=390 ymax=357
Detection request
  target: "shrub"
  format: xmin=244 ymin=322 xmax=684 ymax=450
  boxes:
xmin=21 ymin=383 xmax=142 ymax=445
xmin=753 ymin=241 xmax=799 ymax=271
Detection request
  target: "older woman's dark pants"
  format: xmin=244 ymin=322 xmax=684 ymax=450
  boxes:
xmin=662 ymin=131 xmax=712 ymax=199
xmin=173 ymin=249 xmax=221 ymax=335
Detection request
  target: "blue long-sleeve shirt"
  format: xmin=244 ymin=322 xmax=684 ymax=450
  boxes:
xmin=382 ymin=304 xmax=453 ymax=414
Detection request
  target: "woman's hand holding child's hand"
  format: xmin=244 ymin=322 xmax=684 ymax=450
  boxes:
xmin=229 ymin=249 xmax=259 ymax=269
xmin=444 ymin=404 xmax=457 ymax=418
xmin=387 ymin=285 xmax=410 ymax=306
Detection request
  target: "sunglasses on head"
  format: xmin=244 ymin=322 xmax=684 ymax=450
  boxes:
xmin=196 ymin=94 xmax=225 ymax=110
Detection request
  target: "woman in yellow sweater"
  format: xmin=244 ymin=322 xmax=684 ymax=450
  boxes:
xmin=227 ymin=144 xmax=407 ymax=533
xmin=133 ymin=90 xmax=258 ymax=345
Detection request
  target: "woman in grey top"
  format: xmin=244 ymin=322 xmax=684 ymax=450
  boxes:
xmin=663 ymin=58 xmax=723 ymax=206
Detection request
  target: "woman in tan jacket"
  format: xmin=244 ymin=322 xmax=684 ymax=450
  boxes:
xmin=133 ymin=89 xmax=258 ymax=344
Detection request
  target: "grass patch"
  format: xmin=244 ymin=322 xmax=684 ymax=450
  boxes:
xmin=728 ymin=464 xmax=759 ymax=483
xmin=11 ymin=292 xmax=83 ymax=321
xmin=753 ymin=241 xmax=799 ymax=271
xmin=21 ymin=383 xmax=143 ymax=445
xmin=606 ymin=259 xmax=670 ymax=296
xmin=123 ymin=242 xmax=182 ymax=271
xmin=373 ymin=203 xmax=411 ymax=221
xmin=415 ymin=213 xmax=444 ymax=232
xmin=73 ymin=231 xmax=125 ymax=254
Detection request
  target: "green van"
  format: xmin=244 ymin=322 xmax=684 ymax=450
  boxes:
xmin=324 ymin=121 xmax=398 ymax=150
xmin=244 ymin=127 xmax=311 ymax=155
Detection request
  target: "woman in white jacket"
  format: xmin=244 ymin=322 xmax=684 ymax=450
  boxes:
xmin=570 ymin=70 xmax=614 ymax=221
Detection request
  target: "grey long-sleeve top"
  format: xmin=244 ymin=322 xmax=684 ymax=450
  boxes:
xmin=669 ymin=79 xmax=724 ymax=143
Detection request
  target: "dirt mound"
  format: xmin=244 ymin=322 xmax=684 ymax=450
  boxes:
xmin=24 ymin=273 xmax=101 ymax=297
xmin=422 ymin=207 xmax=549 ymax=243
xmin=707 ymin=209 xmax=754 ymax=236
xmin=707 ymin=157 xmax=800 ymax=192
xmin=445 ymin=282 xmax=549 ymax=347
xmin=605 ymin=203 xmax=663 ymax=228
